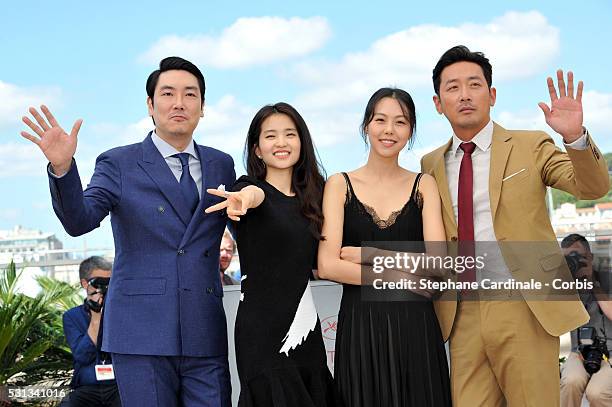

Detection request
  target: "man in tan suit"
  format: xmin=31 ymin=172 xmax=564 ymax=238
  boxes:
xmin=421 ymin=45 xmax=609 ymax=406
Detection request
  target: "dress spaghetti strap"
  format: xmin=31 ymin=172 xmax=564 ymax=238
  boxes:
xmin=341 ymin=172 xmax=356 ymax=201
xmin=410 ymin=173 xmax=423 ymax=208
xmin=410 ymin=173 xmax=422 ymax=200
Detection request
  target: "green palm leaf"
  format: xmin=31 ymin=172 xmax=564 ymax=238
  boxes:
xmin=0 ymin=261 xmax=79 ymax=386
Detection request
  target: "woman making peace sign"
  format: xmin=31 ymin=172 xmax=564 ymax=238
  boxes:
xmin=206 ymin=103 xmax=339 ymax=407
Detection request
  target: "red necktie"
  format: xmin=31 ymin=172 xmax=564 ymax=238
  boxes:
xmin=458 ymin=142 xmax=476 ymax=285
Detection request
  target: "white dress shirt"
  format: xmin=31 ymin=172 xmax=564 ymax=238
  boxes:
xmin=151 ymin=131 xmax=203 ymax=198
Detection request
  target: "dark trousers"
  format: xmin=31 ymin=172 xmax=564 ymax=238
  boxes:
xmin=112 ymin=353 xmax=231 ymax=407
xmin=64 ymin=383 xmax=121 ymax=407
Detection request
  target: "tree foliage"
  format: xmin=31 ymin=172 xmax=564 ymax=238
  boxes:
xmin=0 ymin=261 xmax=80 ymax=406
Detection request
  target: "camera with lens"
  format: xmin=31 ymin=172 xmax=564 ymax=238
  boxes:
xmin=577 ymin=326 xmax=609 ymax=374
xmin=565 ymin=251 xmax=588 ymax=278
xmin=84 ymin=277 xmax=110 ymax=313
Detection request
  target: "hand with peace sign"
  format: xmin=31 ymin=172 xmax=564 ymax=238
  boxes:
xmin=538 ymin=69 xmax=584 ymax=143
xmin=20 ymin=105 xmax=82 ymax=176
xmin=205 ymin=185 xmax=265 ymax=222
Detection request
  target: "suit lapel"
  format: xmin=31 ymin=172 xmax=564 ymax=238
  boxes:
xmin=196 ymin=144 xmax=219 ymax=213
xmin=180 ymin=144 xmax=221 ymax=247
xmin=138 ymin=133 xmax=192 ymax=226
xmin=431 ymin=139 xmax=457 ymax=233
xmin=489 ymin=123 xmax=513 ymax=220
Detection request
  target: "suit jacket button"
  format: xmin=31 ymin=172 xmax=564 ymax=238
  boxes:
xmin=204 ymin=251 xmax=210 ymax=257
xmin=206 ymin=287 xmax=213 ymax=294
xmin=178 ymin=249 xmax=185 ymax=255
xmin=451 ymin=236 xmax=458 ymax=241
xmin=158 ymin=206 xmax=165 ymax=213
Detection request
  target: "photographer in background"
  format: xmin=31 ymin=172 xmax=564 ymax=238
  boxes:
xmin=561 ymin=234 xmax=612 ymax=407
xmin=62 ymin=256 xmax=120 ymax=407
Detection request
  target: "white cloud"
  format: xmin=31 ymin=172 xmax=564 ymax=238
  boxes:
xmin=195 ymin=95 xmax=255 ymax=154
xmin=583 ymin=90 xmax=612 ymax=138
xmin=294 ymin=11 xmax=559 ymax=109
xmin=119 ymin=117 xmax=155 ymax=145
xmin=0 ymin=80 xmax=61 ymax=128
xmin=140 ymin=16 xmax=331 ymax=69
xmin=0 ymin=143 xmax=48 ymax=178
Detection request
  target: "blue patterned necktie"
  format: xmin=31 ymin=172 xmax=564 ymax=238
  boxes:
xmin=174 ymin=153 xmax=200 ymax=215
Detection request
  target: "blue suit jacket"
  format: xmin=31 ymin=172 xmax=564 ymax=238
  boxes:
xmin=63 ymin=304 xmax=112 ymax=387
xmin=50 ymin=133 xmax=235 ymax=357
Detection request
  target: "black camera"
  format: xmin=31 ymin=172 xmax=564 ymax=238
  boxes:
xmin=577 ymin=326 xmax=609 ymax=374
xmin=85 ymin=277 xmax=110 ymax=313
xmin=565 ymin=251 xmax=588 ymax=278
xmin=88 ymin=277 xmax=110 ymax=294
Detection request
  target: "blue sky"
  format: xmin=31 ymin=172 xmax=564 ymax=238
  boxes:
xmin=1 ymin=0 xmax=610 ymax=250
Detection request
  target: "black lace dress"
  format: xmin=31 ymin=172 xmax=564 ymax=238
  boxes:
xmin=334 ymin=172 xmax=451 ymax=407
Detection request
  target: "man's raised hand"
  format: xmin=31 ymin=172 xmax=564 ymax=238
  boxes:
xmin=538 ymin=70 xmax=584 ymax=143
xmin=21 ymin=105 xmax=82 ymax=176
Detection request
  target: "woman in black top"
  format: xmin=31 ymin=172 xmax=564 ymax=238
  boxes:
xmin=206 ymin=103 xmax=339 ymax=406
xmin=318 ymin=88 xmax=452 ymax=406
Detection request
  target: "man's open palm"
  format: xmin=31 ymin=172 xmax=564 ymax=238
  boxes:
xmin=21 ymin=105 xmax=82 ymax=174
xmin=538 ymin=70 xmax=584 ymax=141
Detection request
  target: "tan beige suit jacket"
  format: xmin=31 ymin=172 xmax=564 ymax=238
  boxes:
xmin=421 ymin=123 xmax=610 ymax=341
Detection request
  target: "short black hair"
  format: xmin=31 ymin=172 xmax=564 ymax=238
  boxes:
xmin=360 ymin=87 xmax=417 ymax=149
xmin=146 ymin=56 xmax=206 ymax=105
xmin=432 ymin=45 xmax=492 ymax=95
xmin=561 ymin=233 xmax=591 ymax=253
xmin=79 ymin=256 xmax=112 ymax=280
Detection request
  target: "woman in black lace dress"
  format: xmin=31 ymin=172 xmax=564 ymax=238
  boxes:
xmin=206 ymin=103 xmax=339 ymax=406
xmin=318 ymin=88 xmax=452 ymax=407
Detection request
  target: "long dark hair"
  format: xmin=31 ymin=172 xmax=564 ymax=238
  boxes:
xmin=244 ymin=103 xmax=326 ymax=240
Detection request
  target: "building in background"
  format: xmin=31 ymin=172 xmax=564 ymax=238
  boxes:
xmin=0 ymin=225 xmax=64 ymax=268
xmin=552 ymin=202 xmax=612 ymax=239
xmin=0 ymin=226 xmax=113 ymax=291
xmin=552 ymin=202 xmax=612 ymax=282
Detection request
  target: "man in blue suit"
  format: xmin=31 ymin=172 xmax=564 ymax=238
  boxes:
xmin=21 ymin=57 xmax=234 ymax=406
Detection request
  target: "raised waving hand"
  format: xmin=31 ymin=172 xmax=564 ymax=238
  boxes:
xmin=21 ymin=105 xmax=82 ymax=176
xmin=538 ymin=69 xmax=584 ymax=143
